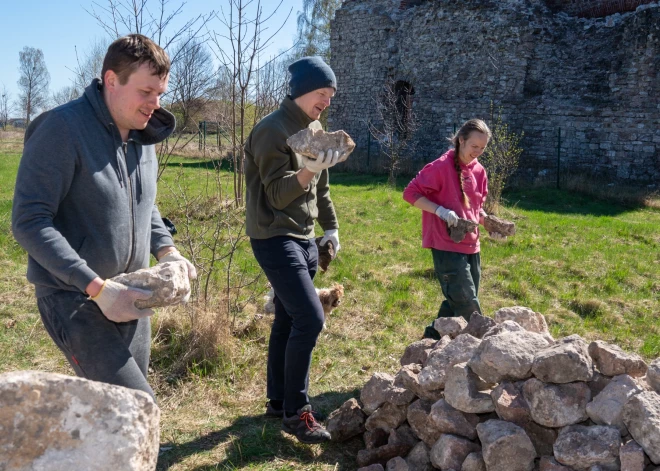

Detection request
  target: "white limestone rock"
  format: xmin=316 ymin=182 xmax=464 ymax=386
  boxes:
xmin=0 ymin=370 xmax=159 ymax=471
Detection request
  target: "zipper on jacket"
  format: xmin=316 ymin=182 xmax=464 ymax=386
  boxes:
xmin=120 ymin=141 xmax=136 ymax=272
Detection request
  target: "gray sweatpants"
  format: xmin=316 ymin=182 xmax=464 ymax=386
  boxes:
xmin=36 ymin=290 xmax=155 ymax=401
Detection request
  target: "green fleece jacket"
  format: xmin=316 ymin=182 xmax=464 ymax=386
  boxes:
xmin=245 ymin=97 xmax=338 ymax=240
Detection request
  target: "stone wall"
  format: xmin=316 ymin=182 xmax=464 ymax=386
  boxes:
xmin=329 ymin=0 xmax=660 ymax=183
xmin=545 ymin=0 xmax=656 ymax=17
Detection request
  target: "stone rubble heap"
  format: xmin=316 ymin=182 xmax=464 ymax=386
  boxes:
xmin=325 ymin=307 xmax=660 ymax=471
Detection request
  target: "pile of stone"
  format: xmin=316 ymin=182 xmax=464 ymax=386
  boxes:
xmin=325 ymin=307 xmax=660 ymax=471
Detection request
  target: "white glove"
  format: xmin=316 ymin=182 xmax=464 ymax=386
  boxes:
xmin=320 ymin=229 xmax=340 ymax=258
xmin=479 ymin=209 xmax=487 ymax=225
xmin=435 ymin=205 xmax=459 ymax=227
xmin=159 ymin=248 xmax=197 ymax=280
xmin=302 ymin=149 xmax=340 ymax=173
xmin=90 ymin=280 xmax=154 ymax=323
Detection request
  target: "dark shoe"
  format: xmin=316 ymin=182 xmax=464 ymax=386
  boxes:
xmin=281 ymin=405 xmax=331 ymax=444
xmin=266 ymin=401 xmax=326 ymax=421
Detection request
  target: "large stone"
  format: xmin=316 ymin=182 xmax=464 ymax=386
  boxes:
xmin=648 ymin=358 xmax=660 ymax=394
xmin=461 ymin=452 xmax=486 ymax=471
xmin=553 ymin=425 xmax=621 ymax=471
xmin=476 ymin=419 xmax=536 ymax=471
xmin=586 ymin=374 xmax=643 ymax=435
xmin=588 ymin=341 xmax=648 ymax=378
xmin=523 ymin=378 xmax=591 ymax=428
xmin=407 ymin=399 xmax=443 ymax=447
xmin=429 ymin=399 xmax=480 ymax=440
xmin=366 ymin=403 xmax=409 ymax=433
xmin=491 ymin=381 xmax=531 ymax=424
xmin=430 ymin=434 xmax=480 ymax=471
xmin=357 ymin=443 xmax=413 ymax=468
xmin=588 ymin=370 xmax=614 ymax=397
xmin=623 ymin=391 xmax=660 ymax=464
xmin=395 ymin=364 xmax=443 ymax=402
xmin=620 ymin=440 xmax=645 ymax=471
xmin=389 ymin=424 xmax=419 ymax=449
xmin=483 ymin=214 xmax=516 ymax=237
xmin=358 ymin=465 xmax=385 ymax=471
xmin=362 ymin=372 xmax=416 ymax=415
xmin=400 ymin=339 xmax=437 ymax=367
xmin=493 ymin=306 xmax=550 ymax=335
xmin=112 ymin=260 xmax=191 ymax=309
xmin=386 ymin=457 xmax=409 ymax=471
xmin=286 ymin=127 xmax=356 ymax=162
xmin=326 ymin=398 xmax=367 ymax=442
xmin=444 ymin=362 xmax=495 ymax=414
xmin=418 ymin=334 xmax=481 ymax=391
xmin=447 ymin=217 xmax=479 ymax=243
xmin=523 ymin=421 xmax=558 ymax=457
xmin=468 ymin=330 xmax=553 ymax=384
xmin=0 ymin=370 xmax=159 ymax=471
xmin=460 ymin=312 xmax=496 ymax=339
xmin=433 ymin=317 xmax=468 ymax=339
xmin=406 ymin=441 xmax=433 ymax=471
xmin=482 ymin=319 xmax=524 ymax=339
xmin=532 ymin=334 xmax=594 ymax=383
xmin=365 ymin=428 xmax=390 ymax=450
xmin=539 ymin=456 xmax=572 ymax=470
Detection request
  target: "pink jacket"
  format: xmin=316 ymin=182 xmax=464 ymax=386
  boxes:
xmin=403 ymin=149 xmax=488 ymax=254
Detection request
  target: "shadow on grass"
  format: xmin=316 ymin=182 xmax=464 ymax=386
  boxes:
xmin=505 ymin=188 xmax=652 ymax=217
xmin=165 ymin=159 xmax=233 ymax=171
xmin=157 ymin=390 xmax=363 ymax=471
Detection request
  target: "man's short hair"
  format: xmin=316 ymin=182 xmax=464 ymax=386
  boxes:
xmin=101 ymin=34 xmax=170 ymax=85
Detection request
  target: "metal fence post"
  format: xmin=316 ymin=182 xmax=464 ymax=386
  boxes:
xmin=557 ymin=127 xmax=561 ymax=189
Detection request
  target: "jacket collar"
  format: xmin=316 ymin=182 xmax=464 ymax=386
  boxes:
xmin=84 ymin=78 xmax=175 ymax=145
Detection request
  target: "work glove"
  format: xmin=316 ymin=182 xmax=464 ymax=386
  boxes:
xmin=302 ymin=149 xmax=340 ymax=174
xmin=158 ymin=248 xmax=197 ymax=280
xmin=479 ymin=209 xmax=487 ymax=226
xmin=320 ymin=229 xmax=340 ymax=259
xmin=435 ymin=205 xmax=459 ymax=227
xmin=90 ymin=280 xmax=154 ymax=323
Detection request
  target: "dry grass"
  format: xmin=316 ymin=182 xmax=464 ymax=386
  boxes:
xmin=0 ymin=129 xmax=25 ymax=154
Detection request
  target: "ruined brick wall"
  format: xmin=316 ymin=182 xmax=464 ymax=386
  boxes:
xmin=329 ymin=0 xmax=660 ymax=183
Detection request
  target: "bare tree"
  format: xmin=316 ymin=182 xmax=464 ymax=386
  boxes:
xmin=368 ymin=78 xmax=419 ymax=186
xmin=0 ymin=85 xmax=14 ymax=130
xmin=480 ymin=103 xmax=524 ymax=214
xmin=51 ymin=86 xmax=80 ymax=108
xmin=85 ymin=0 xmax=214 ymax=61
xmin=296 ymin=0 xmax=342 ymax=60
xmin=69 ymin=38 xmax=108 ymax=94
xmin=252 ymin=53 xmax=288 ymax=125
xmin=17 ymin=47 xmax=51 ymax=126
xmin=169 ymin=37 xmax=216 ymax=133
xmin=211 ymin=0 xmax=293 ymax=205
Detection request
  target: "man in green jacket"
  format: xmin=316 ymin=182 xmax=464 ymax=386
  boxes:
xmin=244 ymin=56 xmax=341 ymax=444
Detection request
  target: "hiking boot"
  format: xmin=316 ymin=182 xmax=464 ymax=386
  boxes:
xmin=281 ymin=404 xmax=331 ymax=444
xmin=265 ymin=401 xmax=326 ymax=421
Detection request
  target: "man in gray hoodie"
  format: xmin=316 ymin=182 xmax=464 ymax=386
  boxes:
xmin=12 ymin=34 xmax=195 ymax=401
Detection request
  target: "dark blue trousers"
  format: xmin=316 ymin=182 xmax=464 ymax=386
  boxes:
xmin=36 ymin=290 xmax=155 ymax=401
xmin=250 ymin=236 xmax=325 ymax=413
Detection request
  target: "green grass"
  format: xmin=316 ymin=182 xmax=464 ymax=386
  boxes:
xmin=1 ymin=147 xmax=660 ymax=469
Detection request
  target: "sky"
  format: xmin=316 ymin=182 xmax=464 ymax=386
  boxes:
xmin=0 ymin=0 xmax=304 ymax=112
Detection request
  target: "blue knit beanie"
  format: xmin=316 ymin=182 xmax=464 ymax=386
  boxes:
xmin=288 ymin=56 xmax=337 ymax=100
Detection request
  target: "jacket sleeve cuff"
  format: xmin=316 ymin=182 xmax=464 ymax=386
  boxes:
xmin=70 ymin=265 xmax=100 ymax=294
xmin=151 ymin=234 xmax=175 ymax=258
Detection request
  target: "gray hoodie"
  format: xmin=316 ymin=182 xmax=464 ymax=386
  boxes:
xmin=12 ymin=79 xmax=175 ymax=298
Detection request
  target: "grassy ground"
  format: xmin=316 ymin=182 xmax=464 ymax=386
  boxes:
xmin=1 ymin=144 xmax=659 ymax=470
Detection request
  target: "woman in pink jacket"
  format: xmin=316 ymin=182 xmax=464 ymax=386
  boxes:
xmin=403 ymin=119 xmax=491 ymax=339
